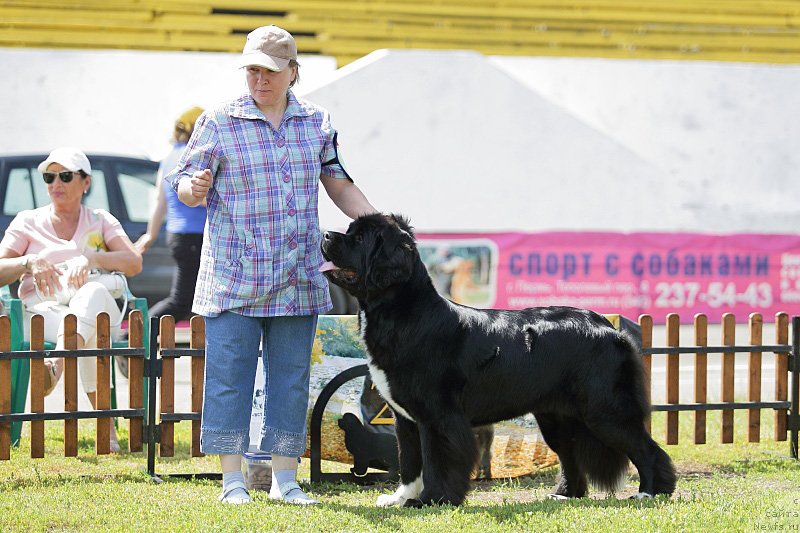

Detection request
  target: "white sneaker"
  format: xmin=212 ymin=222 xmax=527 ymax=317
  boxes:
xmin=269 ymin=481 xmax=320 ymax=505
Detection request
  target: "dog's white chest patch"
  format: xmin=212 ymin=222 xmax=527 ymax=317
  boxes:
xmin=368 ymin=363 xmax=415 ymax=422
xmin=361 ymin=311 xmax=416 ymax=423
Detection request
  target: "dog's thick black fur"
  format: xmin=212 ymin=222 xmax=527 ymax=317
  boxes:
xmin=321 ymin=214 xmax=676 ymax=507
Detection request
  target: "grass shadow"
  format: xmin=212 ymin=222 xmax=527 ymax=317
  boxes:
xmin=716 ymin=452 xmax=800 ymax=475
xmin=319 ymin=492 xmax=676 ymax=530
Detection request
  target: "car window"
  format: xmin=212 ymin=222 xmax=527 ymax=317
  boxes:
xmin=116 ymin=162 xmax=156 ymax=223
xmin=32 ymin=169 xmax=50 ymax=207
xmin=83 ymin=171 xmax=109 ymax=211
xmin=3 ymin=167 xmax=35 ymax=214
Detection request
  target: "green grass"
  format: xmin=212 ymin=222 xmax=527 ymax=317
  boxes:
xmin=1 ymin=411 xmax=799 ymax=532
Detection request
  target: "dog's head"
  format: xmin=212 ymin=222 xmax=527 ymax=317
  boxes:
xmin=320 ymin=213 xmax=417 ymax=299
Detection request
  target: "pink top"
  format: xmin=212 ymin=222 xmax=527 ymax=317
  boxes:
xmin=0 ymin=205 xmax=127 ymax=300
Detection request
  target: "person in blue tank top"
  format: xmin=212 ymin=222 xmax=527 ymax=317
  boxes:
xmin=135 ymin=106 xmax=206 ymax=321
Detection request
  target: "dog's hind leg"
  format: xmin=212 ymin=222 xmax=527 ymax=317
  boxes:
xmin=412 ymin=413 xmax=477 ymax=507
xmin=584 ymin=418 xmax=675 ymax=497
xmin=535 ymin=414 xmax=588 ymax=498
xmin=376 ymin=415 xmax=424 ymax=507
xmin=630 ymin=434 xmax=676 ymax=497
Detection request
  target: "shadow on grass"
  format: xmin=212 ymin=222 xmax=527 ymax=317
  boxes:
xmin=308 ymin=466 xmax=676 ymax=530
xmin=717 ymin=452 xmax=800 ymax=475
xmin=316 ymin=492 xmax=675 ymax=529
xmin=148 ymin=436 xmax=194 ymax=461
xmin=3 ymin=469 xmax=151 ymax=490
xmin=311 ymin=463 xmax=561 ymax=497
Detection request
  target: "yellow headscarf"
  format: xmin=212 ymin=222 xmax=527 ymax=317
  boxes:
xmin=176 ymin=106 xmax=204 ymax=131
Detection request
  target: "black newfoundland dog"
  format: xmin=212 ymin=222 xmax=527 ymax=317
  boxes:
xmin=320 ymin=214 xmax=676 ymax=507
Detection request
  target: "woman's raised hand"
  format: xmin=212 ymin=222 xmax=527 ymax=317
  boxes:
xmin=178 ymin=169 xmax=213 ymax=207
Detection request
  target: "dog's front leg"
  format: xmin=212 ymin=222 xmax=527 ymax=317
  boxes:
xmin=412 ymin=414 xmax=476 ymax=507
xmin=376 ymin=414 xmax=423 ymax=507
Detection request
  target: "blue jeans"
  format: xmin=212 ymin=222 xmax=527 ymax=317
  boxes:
xmin=200 ymin=312 xmax=318 ymax=456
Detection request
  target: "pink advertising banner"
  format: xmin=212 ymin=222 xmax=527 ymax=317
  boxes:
xmin=416 ymin=231 xmax=800 ymax=324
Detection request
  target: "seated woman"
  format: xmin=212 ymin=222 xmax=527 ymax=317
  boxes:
xmin=0 ymin=147 xmax=142 ymax=452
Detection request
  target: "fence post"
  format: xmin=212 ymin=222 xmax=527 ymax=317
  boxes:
xmin=694 ymin=314 xmax=708 ymax=445
xmin=30 ymin=315 xmax=45 ymax=458
xmin=639 ymin=315 xmax=652 ymax=434
xmin=748 ymin=313 xmax=762 ymax=443
xmin=666 ymin=313 xmax=680 ymax=445
xmin=96 ymin=312 xmax=111 ymax=455
xmin=159 ymin=316 xmax=175 ymax=457
xmin=190 ymin=316 xmax=205 ymax=457
xmin=791 ymin=317 xmax=799 ymax=459
xmin=147 ymin=315 xmax=159 ymax=478
xmin=775 ymin=313 xmax=789 ymax=441
xmin=721 ymin=313 xmax=736 ymax=444
xmin=128 ymin=310 xmax=143 ymax=452
xmin=0 ymin=316 xmax=10 ymax=460
xmin=64 ymin=314 xmax=78 ymax=457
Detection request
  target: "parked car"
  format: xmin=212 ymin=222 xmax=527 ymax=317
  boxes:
xmin=0 ymin=153 xmax=357 ymax=314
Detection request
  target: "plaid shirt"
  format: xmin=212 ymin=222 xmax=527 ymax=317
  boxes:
xmin=165 ymin=91 xmax=351 ymax=317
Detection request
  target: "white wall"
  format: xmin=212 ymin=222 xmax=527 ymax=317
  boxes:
xmin=2 ymin=47 xmax=797 ymax=234
xmin=0 ymin=48 xmax=337 ymax=160
xmin=309 ymin=50 xmax=800 ymax=233
xmin=492 ymin=56 xmax=800 ymax=233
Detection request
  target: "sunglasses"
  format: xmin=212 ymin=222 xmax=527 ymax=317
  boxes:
xmin=42 ymin=171 xmax=78 ymax=184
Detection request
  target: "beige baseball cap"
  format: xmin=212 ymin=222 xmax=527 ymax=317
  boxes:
xmin=37 ymin=147 xmax=92 ymax=175
xmin=238 ymin=25 xmax=297 ymax=72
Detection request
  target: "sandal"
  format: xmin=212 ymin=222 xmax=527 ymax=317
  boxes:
xmin=218 ymin=480 xmax=252 ymax=504
xmin=269 ymin=481 xmax=320 ymax=505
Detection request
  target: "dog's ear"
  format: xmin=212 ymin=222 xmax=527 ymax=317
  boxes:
xmin=365 ymin=224 xmax=415 ymax=292
xmin=389 ymin=213 xmax=416 ymax=241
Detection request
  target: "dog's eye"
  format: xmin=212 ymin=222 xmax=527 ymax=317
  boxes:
xmin=354 ymin=234 xmax=363 ymax=243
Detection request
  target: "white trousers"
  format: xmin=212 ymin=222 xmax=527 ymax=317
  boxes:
xmin=23 ymin=281 xmax=122 ymax=393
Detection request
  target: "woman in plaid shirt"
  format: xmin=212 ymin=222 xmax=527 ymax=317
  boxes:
xmin=166 ymin=25 xmax=377 ymax=505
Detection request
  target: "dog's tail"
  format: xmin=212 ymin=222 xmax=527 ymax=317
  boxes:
xmin=572 ymin=423 xmax=630 ymax=493
xmin=567 ymin=324 xmax=676 ymax=496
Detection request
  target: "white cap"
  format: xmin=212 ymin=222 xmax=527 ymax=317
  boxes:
xmin=238 ymin=25 xmax=297 ymax=72
xmin=37 ymin=147 xmax=92 ymax=175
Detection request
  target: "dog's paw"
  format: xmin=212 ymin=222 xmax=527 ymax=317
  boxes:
xmin=631 ymin=492 xmax=654 ymax=500
xmin=402 ymin=498 xmax=425 ymax=508
xmin=376 ymin=493 xmax=407 ymax=507
xmin=546 ymin=494 xmax=570 ymax=501
xmin=376 ymin=477 xmax=424 ymax=507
